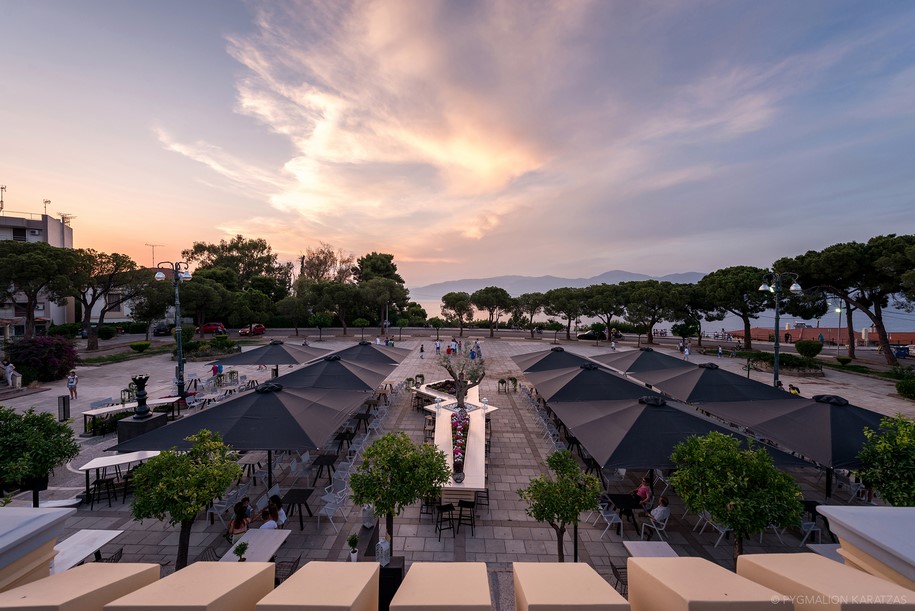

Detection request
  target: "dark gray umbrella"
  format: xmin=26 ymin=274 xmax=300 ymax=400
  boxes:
xmin=512 ymin=346 xmax=592 ymax=372
xmin=526 ymin=363 xmax=662 ymax=403
xmin=213 ymin=339 xmax=328 ymax=367
xmin=634 ymin=362 xmax=788 ymax=403
xmin=698 ymin=395 xmax=884 ymax=470
xmin=590 ymin=347 xmax=693 ymax=374
xmin=550 ymin=396 xmax=809 ymax=469
xmin=330 ymin=341 xmax=411 ymax=364
xmin=108 ymin=383 xmax=368 ymax=487
xmin=274 ymin=354 xmax=397 ymax=391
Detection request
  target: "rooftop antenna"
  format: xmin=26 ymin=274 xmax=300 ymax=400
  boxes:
xmin=145 ymin=243 xmax=164 ymax=268
xmin=58 ymin=212 xmax=75 ymax=226
xmin=43 ymin=199 xmax=51 ymax=215
xmin=0 ymin=185 xmax=5 ymax=213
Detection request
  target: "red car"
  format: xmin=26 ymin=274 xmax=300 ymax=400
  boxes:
xmin=197 ymin=322 xmax=226 ymax=334
xmin=238 ymin=324 xmax=266 ymax=336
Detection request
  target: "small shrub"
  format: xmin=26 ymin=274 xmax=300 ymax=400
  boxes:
xmin=128 ymin=322 xmax=148 ymax=334
xmin=898 ymin=379 xmax=915 ymax=401
xmin=4 ymin=336 xmax=78 ymax=384
xmin=889 ymin=365 xmax=915 ymax=381
xmin=97 ymin=326 xmax=117 ymax=340
xmin=209 ymin=335 xmax=236 ymax=351
xmin=795 ymin=340 xmax=823 ymax=359
xmin=836 ymin=356 xmax=852 ymax=366
xmin=130 ymin=341 xmax=151 ymax=353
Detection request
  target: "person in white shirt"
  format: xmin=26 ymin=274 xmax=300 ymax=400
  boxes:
xmin=259 ymin=508 xmax=278 ymax=530
xmin=269 ymin=495 xmax=287 ymax=528
xmin=644 ymin=496 xmax=670 ymax=539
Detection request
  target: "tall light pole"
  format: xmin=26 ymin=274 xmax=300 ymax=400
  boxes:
xmin=156 ymin=262 xmax=191 ymax=402
xmin=759 ymin=272 xmax=802 ymax=388
xmin=835 ymin=302 xmax=843 ymax=356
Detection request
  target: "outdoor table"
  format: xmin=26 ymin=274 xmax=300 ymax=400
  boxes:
xmin=238 ymin=452 xmax=266 ymax=484
xmin=82 ymin=397 xmax=180 ymax=434
xmin=364 ymin=397 xmax=380 ymax=411
xmin=333 ymin=429 xmax=355 ymax=455
xmin=52 ymin=529 xmax=123 ymax=574
xmin=605 ymin=493 xmax=642 ymax=524
xmin=312 ymin=453 xmax=338 ymax=486
xmin=79 ymin=451 xmax=160 ymax=502
xmin=282 ymin=488 xmax=315 ymax=530
xmin=624 ymin=541 xmax=678 ymax=557
xmin=353 ymin=412 xmax=372 ymax=433
xmin=219 ymin=529 xmax=290 ymax=562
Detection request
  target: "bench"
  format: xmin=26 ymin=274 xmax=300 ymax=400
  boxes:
xmin=83 ymin=403 xmax=132 ymax=435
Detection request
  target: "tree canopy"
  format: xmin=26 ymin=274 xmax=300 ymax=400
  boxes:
xmin=471 ymin=286 xmax=514 ymax=337
xmin=517 ymin=450 xmax=601 ymax=562
xmin=697 ymin=266 xmax=770 ymax=350
xmin=131 ymin=430 xmax=241 ymax=569
xmin=543 ymin=287 xmax=586 ymax=340
xmin=857 ymin=414 xmax=915 ymax=507
xmin=670 ymin=432 xmax=802 ymax=564
xmin=69 ymin=249 xmax=143 ymax=350
xmin=350 ymin=432 xmax=450 ymax=549
xmin=618 ymin=280 xmax=676 ymax=344
xmin=182 ymin=234 xmax=292 ymax=291
xmin=0 ymin=241 xmax=75 ymax=338
xmin=441 ymin=291 xmax=473 ymax=336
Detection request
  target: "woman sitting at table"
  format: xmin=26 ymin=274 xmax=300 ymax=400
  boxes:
xmin=259 ymin=507 xmax=278 ymax=529
xmin=226 ymin=502 xmax=249 ymax=542
xmin=269 ymin=495 xmax=287 ymax=528
xmin=631 ymin=477 xmax=652 ymax=511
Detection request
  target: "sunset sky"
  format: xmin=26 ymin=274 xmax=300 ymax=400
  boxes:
xmin=2 ymin=0 xmax=914 ymax=289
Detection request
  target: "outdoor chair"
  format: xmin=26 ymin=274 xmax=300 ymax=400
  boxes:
xmin=436 ymin=503 xmax=455 ymax=541
xmin=640 ymin=512 xmax=670 ymax=541
xmin=699 ymin=516 xmax=732 ymax=547
xmin=317 ymin=498 xmax=344 ymax=532
xmin=799 ymin=520 xmax=821 ymax=546
xmin=100 ymin=547 xmax=123 ymax=563
xmin=598 ymin=506 xmax=624 ymax=540
xmin=758 ymin=524 xmax=785 ymax=545
xmin=275 ymin=554 xmax=302 ymax=586
xmin=609 ymin=560 xmax=628 ymax=597
xmin=457 ymin=499 xmax=476 ymax=536
xmin=195 ymin=544 xmax=222 ymax=563
xmin=90 ymin=476 xmax=117 ymax=510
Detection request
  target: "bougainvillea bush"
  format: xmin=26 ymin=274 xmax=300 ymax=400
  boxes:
xmin=5 ymin=336 xmax=77 ymax=384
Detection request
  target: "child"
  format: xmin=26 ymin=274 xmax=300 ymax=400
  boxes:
xmin=67 ymin=370 xmax=79 ymax=399
xmin=420 ymin=344 xmax=425 ymax=359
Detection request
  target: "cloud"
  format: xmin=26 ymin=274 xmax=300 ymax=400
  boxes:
xmin=153 ymin=0 xmax=915 ymax=284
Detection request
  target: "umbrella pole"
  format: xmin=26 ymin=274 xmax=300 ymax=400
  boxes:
xmin=825 ymin=468 xmax=833 ymax=500
xmin=268 ymin=450 xmax=273 ymax=489
xmin=573 ymin=522 xmax=579 ymax=562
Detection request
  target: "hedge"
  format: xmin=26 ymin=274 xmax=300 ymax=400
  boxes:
xmin=898 ymin=379 xmax=915 ymax=401
xmin=795 ymin=339 xmax=823 ymax=359
xmin=4 ymin=336 xmax=77 ymax=384
xmin=129 ymin=341 xmax=151 ymax=353
xmin=97 ymin=326 xmax=117 ymax=340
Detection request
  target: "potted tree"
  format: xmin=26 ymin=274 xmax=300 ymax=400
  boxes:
xmin=347 ymin=533 xmax=359 ymax=562
xmin=0 ymin=407 xmax=80 ymax=507
xmin=232 ymin=541 xmax=249 ymax=562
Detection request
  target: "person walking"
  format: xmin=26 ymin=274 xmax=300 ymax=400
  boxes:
xmin=434 ymin=339 xmax=441 ymax=355
xmin=420 ymin=344 xmax=425 ymax=359
xmin=683 ymin=346 xmax=690 ymax=360
xmin=4 ymin=361 xmax=14 ymax=387
xmin=67 ymin=370 xmax=79 ymax=400
xmin=717 ymin=345 xmax=723 ymax=358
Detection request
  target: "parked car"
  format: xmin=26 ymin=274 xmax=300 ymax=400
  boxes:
xmin=196 ymin=322 xmax=226 ymax=334
xmin=238 ymin=323 xmax=266 ymax=336
xmin=152 ymin=322 xmax=171 ymax=336
xmin=576 ymin=330 xmax=608 ymax=341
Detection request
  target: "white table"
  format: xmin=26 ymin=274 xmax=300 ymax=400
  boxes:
xmin=51 ymin=529 xmax=123 ymax=574
xmin=624 ymin=541 xmax=678 ymax=557
xmin=82 ymin=397 xmax=179 ymax=433
xmin=79 ymin=450 xmax=160 ymax=502
xmin=219 ymin=529 xmax=290 ymax=562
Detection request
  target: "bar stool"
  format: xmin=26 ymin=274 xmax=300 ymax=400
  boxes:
xmin=423 ymin=416 xmax=435 ymax=443
xmin=420 ymin=495 xmax=437 ymax=518
xmin=457 ymin=499 xmax=476 ymax=536
xmin=121 ymin=468 xmax=136 ymax=503
xmin=436 ymin=503 xmax=455 ymax=540
xmin=90 ymin=476 xmax=117 ymax=509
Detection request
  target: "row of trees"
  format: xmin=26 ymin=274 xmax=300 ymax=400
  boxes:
xmin=436 ymin=234 xmax=915 ymax=366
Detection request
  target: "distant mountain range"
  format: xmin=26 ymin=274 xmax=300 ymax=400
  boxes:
xmin=409 ymin=270 xmax=706 ymax=301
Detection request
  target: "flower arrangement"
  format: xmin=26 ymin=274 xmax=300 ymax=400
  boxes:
xmin=451 ymin=409 xmax=470 ymax=476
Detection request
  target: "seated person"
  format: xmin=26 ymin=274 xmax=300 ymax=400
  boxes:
xmin=226 ymin=502 xmax=249 ymax=542
xmin=631 ymin=477 xmax=652 ymax=511
xmin=269 ymin=495 xmax=287 ymax=528
xmin=259 ymin=507 xmax=278 ymax=530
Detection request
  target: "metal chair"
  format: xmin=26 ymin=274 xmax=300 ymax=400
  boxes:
xmin=457 ymin=499 xmax=476 ymax=536
xmin=100 ymin=547 xmax=123 ymax=563
xmin=640 ymin=513 xmax=670 ymax=541
xmin=609 ymin=560 xmax=628 ymax=596
xmin=436 ymin=503 xmax=455 ymax=540
xmin=195 ymin=544 xmax=222 ymax=563
xmin=599 ymin=506 xmax=624 ymax=540
xmin=275 ymin=554 xmax=302 ymax=586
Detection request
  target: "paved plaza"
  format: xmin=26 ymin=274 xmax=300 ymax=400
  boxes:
xmin=3 ymin=334 xmax=913 ymax=608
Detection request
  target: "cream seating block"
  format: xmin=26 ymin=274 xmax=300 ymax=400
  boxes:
xmin=738 ymin=553 xmax=915 ymax=610
xmin=257 ymin=561 xmax=379 ymax=611
xmin=105 ymin=562 xmax=274 ymax=611
xmin=0 ymin=563 xmax=159 ymax=610
xmin=513 ymin=562 xmax=628 ymax=611
xmin=391 ymin=562 xmax=491 ymax=611
xmin=627 ymin=557 xmax=789 ymax=611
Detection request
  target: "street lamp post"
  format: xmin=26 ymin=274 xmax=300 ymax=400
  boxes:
xmin=155 ymin=261 xmax=191 ymax=402
xmin=835 ymin=302 xmax=843 ymax=356
xmin=758 ymin=272 xmax=802 ymax=388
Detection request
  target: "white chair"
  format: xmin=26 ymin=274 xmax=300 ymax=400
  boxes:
xmin=799 ymin=520 xmax=821 ymax=546
xmin=321 ymin=478 xmax=347 ymax=504
xmin=599 ymin=507 xmax=624 ymax=540
xmin=699 ymin=516 xmax=733 ymax=547
xmin=317 ymin=497 xmax=346 ymax=532
xmin=640 ymin=512 xmax=670 ymax=541
xmin=759 ymin=524 xmax=785 ymax=545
